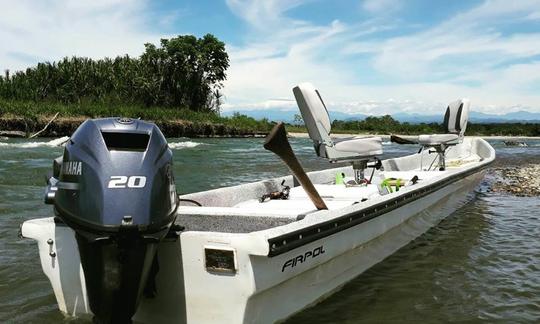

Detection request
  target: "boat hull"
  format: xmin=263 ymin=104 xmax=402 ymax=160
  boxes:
xmin=178 ymin=170 xmax=485 ymax=323
xmin=21 ymin=171 xmax=485 ymax=323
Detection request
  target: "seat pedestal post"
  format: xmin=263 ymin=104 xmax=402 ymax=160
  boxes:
xmin=431 ymin=145 xmax=447 ymax=171
xmin=352 ymin=160 xmax=368 ymax=184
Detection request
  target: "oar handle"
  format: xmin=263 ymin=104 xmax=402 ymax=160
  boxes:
xmin=264 ymin=122 xmax=328 ymax=210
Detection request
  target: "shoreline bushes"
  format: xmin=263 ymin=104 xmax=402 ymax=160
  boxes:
xmin=0 ymin=34 xmax=228 ymax=113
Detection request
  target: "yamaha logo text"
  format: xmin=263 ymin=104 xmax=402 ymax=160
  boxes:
xmin=281 ymin=246 xmax=325 ymax=272
xmin=62 ymin=161 xmax=82 ymax=176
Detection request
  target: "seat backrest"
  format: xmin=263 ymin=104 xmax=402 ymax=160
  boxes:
xmin=293 ymin=83 xmax=332 ymax=146
xmin=443 ymin=98 xmax=470 ymax=137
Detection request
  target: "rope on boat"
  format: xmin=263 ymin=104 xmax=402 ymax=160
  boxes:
xmin=179 ymin=198 xmax=202 ymax=206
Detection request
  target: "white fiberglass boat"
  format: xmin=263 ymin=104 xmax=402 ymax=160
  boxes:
xmin=21 ymin=84 xmax=495 ymax=323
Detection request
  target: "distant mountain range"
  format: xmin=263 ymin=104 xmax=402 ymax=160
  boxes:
xmin=223 ymin=109 xmax=540 ymax=124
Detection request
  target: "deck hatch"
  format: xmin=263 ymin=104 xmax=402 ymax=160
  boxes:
xmin=205 ymin=248 xmax=237 ymax=274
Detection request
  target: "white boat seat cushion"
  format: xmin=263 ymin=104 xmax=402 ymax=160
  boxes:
xmin=333 ymin=136 xmax=383 ymax=156
xmin=417 ymin=134 xmax=458 ymax=145
xmin=293 ymin=83 xmax=332 ymax=144
xmin=293 ymin=82 xmax=383 ymax=160
xmin=391 ymin=99 xmax=470 ymax=147
xmin=444 ymin=99 xmax=470 ymax=136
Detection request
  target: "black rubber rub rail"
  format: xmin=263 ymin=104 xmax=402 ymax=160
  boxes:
xmin=267 ymin=162 xmax=492 ymax=257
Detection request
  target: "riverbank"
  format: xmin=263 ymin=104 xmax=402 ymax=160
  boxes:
xmin=0 ymin=116 xmax=268 ymax=138
xmin=0 ymin=99 xmax=273 ymax=137
xmin=2 ymin=100 xmax=538 ymax=138
xmin=2 ymin=118 xmax=539 ymax=139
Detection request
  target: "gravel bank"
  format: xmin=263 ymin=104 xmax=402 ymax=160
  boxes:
xmin=488 ymin=164 xmax=540 ymax=196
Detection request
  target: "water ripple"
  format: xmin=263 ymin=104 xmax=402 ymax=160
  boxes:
xmin=1 ymin=138 xmax=539 ymax=323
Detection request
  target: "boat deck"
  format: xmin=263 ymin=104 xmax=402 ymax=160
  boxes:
xmin=176 ymin=140 xmax=487 ymax=234
xmin=177 ymin=166 xmax=472 ymax=233
xmin=233 ymin=170 xmax=446 ymax=214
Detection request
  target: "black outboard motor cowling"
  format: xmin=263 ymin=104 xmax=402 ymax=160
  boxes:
xmin=45 ymin=118 xmax=178 ymax=323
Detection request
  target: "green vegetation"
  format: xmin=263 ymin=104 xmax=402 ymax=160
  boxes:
xmin=0 ymin=34 xmax=228 ymax=112
xmin=331 ymin=115 xmax=446 ymax=134
xmin=464 ymin=123 xmax=540 ymax=137
xmin=289 ymin=115 xmax=540 ymax=137
xmin=335 ymin=115 xmax=540 ymax=136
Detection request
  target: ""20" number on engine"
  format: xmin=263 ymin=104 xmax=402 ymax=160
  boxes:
xmin=108 ymin=176 xmax=147 ymax=188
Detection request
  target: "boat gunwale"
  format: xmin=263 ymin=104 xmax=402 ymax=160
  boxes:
xmin=267 ymin=144 xmax=494 ymax=257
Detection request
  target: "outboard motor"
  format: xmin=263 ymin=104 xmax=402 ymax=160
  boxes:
xmin=44 ymin=118 xmax=179 ymax=323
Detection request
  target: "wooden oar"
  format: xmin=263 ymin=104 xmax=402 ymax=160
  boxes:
xmin=263 ymin=122 xmax=327 ymax=210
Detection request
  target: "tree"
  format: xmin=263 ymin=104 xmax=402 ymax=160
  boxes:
xmin=0 ymin=34 xmax=230 ymax=113
xmin=293 ymin=113 xmax=304 ymax=126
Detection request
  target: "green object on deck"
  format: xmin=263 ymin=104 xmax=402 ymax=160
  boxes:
xmin=335 ymin=172 xmax=345 ymax=185
xmin=381 ymin=178 xmax=393 ymax=193
xmin=381 ymin=177 xmax=406 ymax=193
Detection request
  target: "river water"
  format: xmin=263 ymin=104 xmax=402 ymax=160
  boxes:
xmin=0 ymin=137 xmax=538 ymax=323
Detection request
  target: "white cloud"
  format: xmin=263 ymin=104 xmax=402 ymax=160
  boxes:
xmin=223 ymin=0 xmax=540 ymax=114
xmin=361 ymin=0 xmax=402 ymax=14
xmin=221 ymin=99 xmax=297 ymax=111
xmin=226 ymin=0 xmax=307 ymax=29
xmin=223 ymin=0 xmax=354 ymax=108
xmin=368 ymin=1 xmax=540 ymax=80
xmin=526 ymin=11 xmax=540 ymax=20
xmin=0 ymin=0 xmax=162 ymax=72
xmin=221 ymin=6 xmax=388 ymax=110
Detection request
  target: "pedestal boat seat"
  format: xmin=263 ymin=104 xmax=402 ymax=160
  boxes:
xmin=293 ymin=82 xmax=383 ymax=184
xmin=391 ymin=99 xmax=470 ymax=170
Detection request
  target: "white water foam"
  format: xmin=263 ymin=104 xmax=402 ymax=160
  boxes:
xmin=0 ymin=136 xmax=69 ymax=148
xmin=168 ymin=141 xmax=206 ymax=149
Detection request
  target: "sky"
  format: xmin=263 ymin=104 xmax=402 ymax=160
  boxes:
xmin=1 ymin=0 xmax=540 ymax=115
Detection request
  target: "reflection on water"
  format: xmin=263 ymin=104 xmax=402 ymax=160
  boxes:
xmin=0 ymin=137 xmax=539 ymax=323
